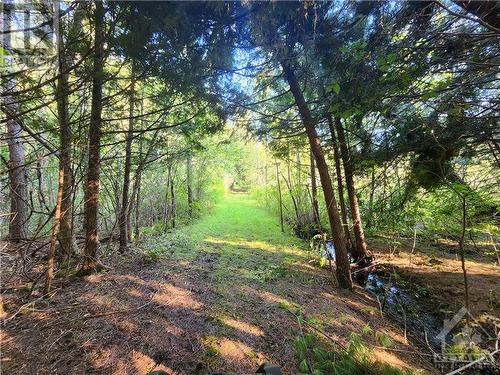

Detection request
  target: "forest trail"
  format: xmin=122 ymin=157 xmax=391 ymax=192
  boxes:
xmin=1 ymin=193 xmax=436 ymax=375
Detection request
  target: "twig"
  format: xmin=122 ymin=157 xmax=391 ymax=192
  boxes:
xmin=3 ymin=289 xmax=59 ymax=322
xmin=68 ymin=299 xmax=153 ymax=321
xmin=351 ymin=261 xmax=379 ymax=275
xmin=444 ymin=349 xmax=499 ymax=375
xmin=44 ymin=295 xmax=157 ymax=328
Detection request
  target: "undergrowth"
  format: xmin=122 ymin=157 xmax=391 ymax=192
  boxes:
xmin=279 ymin=299 xmax=424 ymax=375
xmin=139 ymin=231 xmax=198 ymax=262
xmin=294 ymin=332 xmax=425 ymax=375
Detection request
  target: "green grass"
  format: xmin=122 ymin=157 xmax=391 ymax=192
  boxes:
xmin=192 ymin=192 xmax=304 ymax=248
xmin=139 ymin=193 xmax=427 ymax=374
xmin=143 ymin=193 xmax=308 ymax=282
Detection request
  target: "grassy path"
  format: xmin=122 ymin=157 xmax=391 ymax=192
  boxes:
xmin=169 ymin=192 xmax=308 ymax=283
xmin=2 ymin=193 xmax=435 ymax=375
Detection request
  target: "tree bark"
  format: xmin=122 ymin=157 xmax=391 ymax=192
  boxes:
xmin=187 ymin=153 xmax=194 ymax=217
xmin=45 ymin=166 xmax=64 ymax=293
xmin=310 ymin=150 xmax=319 ymax=222
xmin=3 ymin=0 xmax=29 ymax=241
xmin=134 ymin=170 xmax=142 ymax=239
xmin=281 ymin=62 xmax=352 ymax=289
xmin=282 ymin=168 xmax=300 ymax=225
xmin=276 ymin=162 xmax=284 ymax=233
xmin=459 ymin=194 xmax=470 ymax=323
xmin=81 ymin=1 xmax=105 ymax=275
xmin=295 ymin=146 xmax=302 ymax=212
xmin=55 ymin=0 xmax=77 ymax=256
xmin=367 ymin=166 xmax=376 ymax=228
xmin=169 ymin=166 xmax=176 ymax=229
xmin=119 ymin=63 xmax=135 ymax=252
xmin=327 ymin=115 xmax=353 ymax=251
xmin=334 ymin=117 xmax=369 ymax=260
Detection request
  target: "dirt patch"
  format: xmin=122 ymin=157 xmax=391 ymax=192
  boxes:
xmin=369 ymin=237 xmax=499 ymax=323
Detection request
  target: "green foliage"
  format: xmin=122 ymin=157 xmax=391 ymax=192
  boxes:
xmin=293 ymin=330 xmax=425 ymax=375
xmin=445 ymin=341 xmax=486 ymax=361
xmin=362 ymin=324 xmax=373 ymax=335
xmin=140 ymin=231 xmax=198 ymax=263
xmin=375 ymin=331 xmax=394 ymax=348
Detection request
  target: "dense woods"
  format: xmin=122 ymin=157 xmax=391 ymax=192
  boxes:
xmin=1 ymin=1 xmax=499 ymax=374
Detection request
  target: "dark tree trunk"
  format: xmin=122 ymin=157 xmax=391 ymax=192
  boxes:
xmin=334 ymin=117 xmax=369 ymax=260
xmin=327 ymin=115 xmax=353 ymax=250
xmin=134 ymin=170 xmax=142 ymax=239
xmin=119 ymin=64 xmax=135 ymax=252
xmin=81 ymin=1 xmax=105 ymax=275
xmin=56 ymin=1 xmax=77 ymax=256
xmin=3 ymin=0 xmax=29 ymax=241
xmin=281 ymin=62 xmax=352 ymax=289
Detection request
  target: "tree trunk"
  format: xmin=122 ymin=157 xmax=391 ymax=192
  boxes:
xmin=281 ymin=62 xmax=352 ymax=289
xmin=170 ymin=168 xmax=176 ymax=229
xmin=283 ymin=169 xmax=300 ymax=225
xmin=187 ymin=153 xmax=194 ymax=217
xmin=334 ymin=117 xmax=369 ymax=260
xmin=45 ymin=166 xmax=64 ymax=293
xmin=3 ymin=0 xmax=29 ymax=241
xmin=119 ymin=63 xmax=135 ymax=252
xmin=81 ymin=1 xmax=105 ymax=275
xmin=327 ymin=115 xmax=353 ymax=251
xmin=134 ymin=170 xmax=142 ymax=240
xmin=367 ymin=166 xmax=376 ymax=228
xmin=459 ymin=195 xmax=470 ymax=323
xmin=276 ymin=162 xmax=284 ymax=233
xmin=165 ymin=164 xmax=171 ymax=230
xmin=310 ymin=150 xmax=319 ymax=222
xmin=295 ymin=146 xmax=302 ymax=213
xmin=55 ymin=1 xmax=77 ymax=256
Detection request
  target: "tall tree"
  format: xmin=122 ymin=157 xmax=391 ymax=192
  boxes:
xmin=56 ymin=1 xmax=80 ymax=256
xmin=281 ymin=62 xmax=352 ymax=289
xmin=309 ymin=150 xmax=319 ymax=220
xmin=80 ymin=1 xmax=105 ymax=274
xmin=118 ymin=63 xmax=135 ymax=252
xmin=327 ymin=115 xmax=353 ymax=251
xmin=187 ymin=153 xmax=194 ymax=217
xmin=334 ymin=117 xmax=369 ymax=260
xmin=2 ymin=0 xmax=29 ymax=241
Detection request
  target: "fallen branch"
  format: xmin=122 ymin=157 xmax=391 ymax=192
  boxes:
xmin=42 ymin=294 xmax=159 ymax=329
xmin=3 ymin=289 xmax=60 ymax=322
xmin=444 ymin=349 xmax=499 ymax=375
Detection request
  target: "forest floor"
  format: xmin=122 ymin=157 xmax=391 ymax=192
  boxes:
xmin=2 ymin=193 xmax=478 ymax=375
xmin=369 ymin=236 xmax=499 ymax=326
